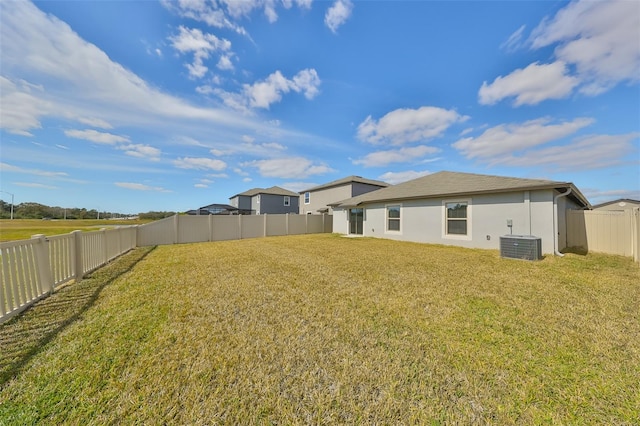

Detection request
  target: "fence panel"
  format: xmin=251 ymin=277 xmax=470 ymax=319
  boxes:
xmin=567 ymin=210 xmax=637 ymax=258
xmin=177 ymin=216 xmax=209 ymax=244
xmin=241 ymin=215 xmax=265 ymax=239
xmin=137 ymin=216 xmax=175 ymax=246
xmin=288 ymin=215 xmax=308 ymax=235
xmin=48 ymin=233 xmax=75 ymax=288
xmin=266 ymin=214 xmax=287 ymax=236
xmin=211 ymin=216 xmax=241 ymax=242
xmin=0 ymin=239 xmax=47 ymax=322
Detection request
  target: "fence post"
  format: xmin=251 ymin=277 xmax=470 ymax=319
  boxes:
xmin=264 ymin=214 xmax=268 ymax=237
xmin=31 ymin=234 xmax=54 ymax=295
xmin=101 ymin=228 xmax=108 ymax=265
xmin=72 ymin=230 xmax=84 ymax=282
xmin=173 ymin=214 xmax=179 ymax=244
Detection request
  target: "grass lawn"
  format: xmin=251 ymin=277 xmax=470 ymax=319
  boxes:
xmin=0 ymin=234 xmax=638 ymax=424
xmin=0 ymin=219 xmax=150 ymax=242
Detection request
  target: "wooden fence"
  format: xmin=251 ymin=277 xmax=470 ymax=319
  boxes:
xmin=0 ymin=214 xmax=332 ymax=323
xmin=0 ymin=226 xmax=137 ymax=324
xmin=566 ymin=208 xmax=640 ymax=263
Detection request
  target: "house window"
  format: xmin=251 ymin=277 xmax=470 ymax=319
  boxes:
xmin=386 ymin=204 xmax=401 ymax=232
xmin=304 ymin=192 xmax=310 ymax=204
xmin=257 ymin=195 xmax=260 ymax=204
xmin=445 ymin=201 xmax=468 ymax=235
xmin=284 ymin=196 xmax=290 ymax=206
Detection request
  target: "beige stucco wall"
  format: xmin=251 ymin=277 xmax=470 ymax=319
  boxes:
xmin=300 ymin=185 xmax=353 ymax=214
xmin=333 ymin=189 xmax=563 ymax=254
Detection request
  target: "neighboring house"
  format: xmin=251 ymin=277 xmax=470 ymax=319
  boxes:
xmin=229 ymin=186 xmax=300 ymax=215
xmin=186 ymin=203 xmax=247 ymax=215
xmin=591 ymin=199 xmax=640 ymax=212
xmin=299 ymin=175 xmax=389 ymax=215
xmin=329 ymin=171 xmax=591 ymax=255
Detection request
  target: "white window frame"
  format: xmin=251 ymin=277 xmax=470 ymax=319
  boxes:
xmin=256 ymin=194 xmax=260 ymax=204
xmin=284 ymin=196 xmax=290 ymax=206
xmin=442 ymin=198 xmax=472 ymax=240
xmin=304 ymin=192 xmax=310 ymax=204
xmin=385 ymin=203 xmax=402 ymax=234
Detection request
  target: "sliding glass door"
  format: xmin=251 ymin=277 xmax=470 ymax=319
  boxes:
xmin=349 ymin=208 xmax=364 ymax=235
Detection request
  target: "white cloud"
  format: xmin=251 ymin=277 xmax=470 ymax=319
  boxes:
xmin=325 ymin=0 xmax=353 ymax=33
xmin=117 ymin=144 xmax=162 ymax=161
xmin=485 ymin=0 xmax=640 ymax=105
xmin=242 ymin=157 xmax=333 ymax=179
xmin=453 ymin=117 xmax=594 ymax=160
xmin=15 ymin=182 xmax=58 ymax=189
xmin=169 ymin=26 xmax=232 ymax=79
xmin=194 ymin=183 xmax=208 ymax=188
xmin=64 ymin=129 xmax=130 ymax=144
xmin=478 ymin=62 xmax=579 ymax=106
xmin=357 ymin=106 xmax=468 ymax=146
xmin=0 ymin=2 xmax=261 ymax=136
xmin=0 ymin=76 xmax=51 ymax=136
xmin=218 ymin=69 xmax=321 ymax=111
xmin=500 ymin=25 xmax=526 ymax=52
xmin=377 ymin=170 xmax=432 ymax=185
xmin=354 ymin=146 xmax=440 ymax=167
xmin=529 ymin=0 xmax=639 ymax=95
xmin=115 ymin=182 xmax=170 ymax=192
xmin=173 ymin=157 xmax=227 ymax=171
xmin=492 ymin=133 xmax=639 ymax=170
xmin=1 ymin=162 xmax=68 ymax=178
xmin=75 ymin=116 xmax=113 ymax=129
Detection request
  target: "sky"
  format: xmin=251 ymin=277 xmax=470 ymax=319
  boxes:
xmin=1 ymin=0 xmax=639 ymax=214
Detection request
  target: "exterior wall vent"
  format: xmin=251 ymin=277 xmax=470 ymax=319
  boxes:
xmin=500 ymin=235 xmax=542 ymax=261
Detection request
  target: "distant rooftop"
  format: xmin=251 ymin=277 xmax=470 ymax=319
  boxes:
xmin=231 ymin=186 xmax=299 ymax=198
xmin=300 ymin=175 xmax=389 ymax=193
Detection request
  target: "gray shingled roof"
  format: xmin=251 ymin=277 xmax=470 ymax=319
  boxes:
xmin=231 ymin=186 xmax=299 ymax=198
xmin=300 ymin=175 xmax=389 ymax=193
xmin=330 ymin=171 xmax=590 ymax=208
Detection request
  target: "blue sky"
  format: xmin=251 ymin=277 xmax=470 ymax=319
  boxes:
xmin=1 ymin=0 xmax=638 ymax=214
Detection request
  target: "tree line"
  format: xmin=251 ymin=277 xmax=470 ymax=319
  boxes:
xmin=0 ymin=200 xmax=175 ymax=220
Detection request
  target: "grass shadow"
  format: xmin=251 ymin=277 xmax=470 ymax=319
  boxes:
xmin=0 ymin=246 xmax=156 ymax=386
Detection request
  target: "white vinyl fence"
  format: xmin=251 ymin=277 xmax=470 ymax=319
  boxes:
xmin=1 ymin=214 xmax=332 ymax=323
xmin=566 ymin=208 xmax=640 ymax=263
xmin=1 ymin=226 xmax=137 ymax=324
xmin=136 ymin=213 xmax=332 ymax=246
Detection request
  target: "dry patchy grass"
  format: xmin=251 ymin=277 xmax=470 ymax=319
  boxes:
xmin=0 ymin=234 xmax=638 ymax=424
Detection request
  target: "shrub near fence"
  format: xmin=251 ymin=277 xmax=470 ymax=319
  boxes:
xmin=0 ymin=226 xmax=137 ymax=324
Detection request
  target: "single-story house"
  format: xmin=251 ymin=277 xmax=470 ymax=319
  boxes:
xmin=229 ymin=186 xmax=300 ymax=215
xmin=329 ymin=171 xmax=591 ymax=255
xmin=591 ymin=198 xmax=640 ymax=212
xmin=299 ymin=175 xmax=388 ymax=215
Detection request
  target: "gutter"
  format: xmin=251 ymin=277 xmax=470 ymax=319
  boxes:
xmin=553 ymin=187 xmax=572 ymax=257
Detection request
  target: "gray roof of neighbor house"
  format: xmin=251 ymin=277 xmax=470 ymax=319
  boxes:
xmin=591 ymin=198 xmax=640 ymax=209
xmin=330 ymin=171 xmax=591 ymax=209
xmin=230 ymin=186 xmax=299 ymax=198
xmin=300 ymin=175 xmax=389 ymax=193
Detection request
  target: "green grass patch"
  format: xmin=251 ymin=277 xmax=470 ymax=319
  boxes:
xmin=0 ymin=219 xmax=151 ymax=242
xmin=0 ymin=235 xmax=638 ymax=424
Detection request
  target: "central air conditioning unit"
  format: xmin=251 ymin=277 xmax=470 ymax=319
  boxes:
xmin=500 ymin=235 xmax=542 ymax=261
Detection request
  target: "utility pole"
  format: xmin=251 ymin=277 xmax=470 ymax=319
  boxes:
xmin=0 ymin=191 xmax=14 ymax=219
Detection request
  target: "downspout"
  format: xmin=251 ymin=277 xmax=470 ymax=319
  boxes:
xmin=553 ymin=187 xmax=572 ymax=257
